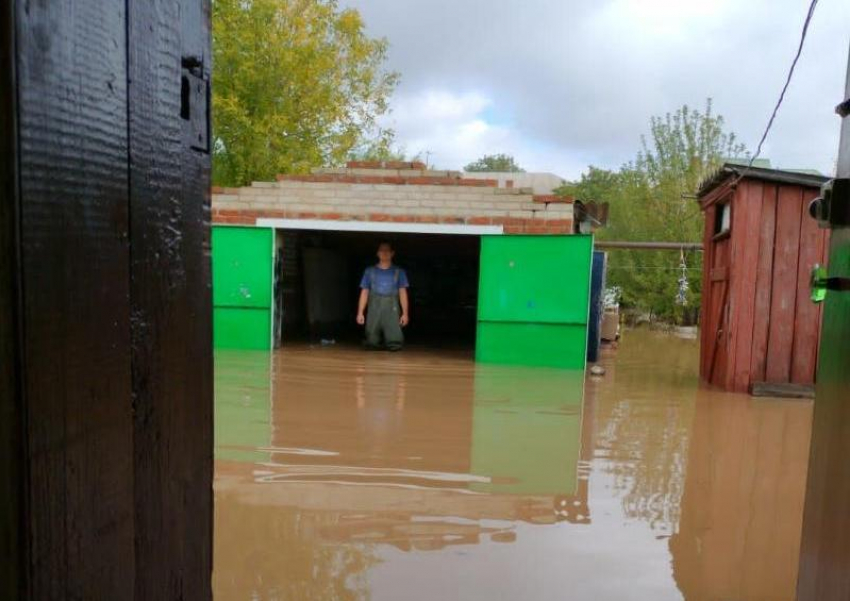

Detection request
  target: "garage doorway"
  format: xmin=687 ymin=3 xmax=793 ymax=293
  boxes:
xmin=275 ymin=228 xmax=484 ymax=350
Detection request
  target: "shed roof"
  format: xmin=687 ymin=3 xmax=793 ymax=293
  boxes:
xmin=697 ymin=163 xmax=829 ymax=198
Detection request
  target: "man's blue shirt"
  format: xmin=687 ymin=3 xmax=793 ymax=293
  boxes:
xmin=360 ymin=265 xmax=409 ymax=296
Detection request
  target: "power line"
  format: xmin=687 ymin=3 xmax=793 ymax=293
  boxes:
xmin=734 ymin=0 xmax=819 ymax=184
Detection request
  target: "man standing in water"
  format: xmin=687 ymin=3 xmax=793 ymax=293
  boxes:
xmin=356 ymin=241 xmax=409 ymax=351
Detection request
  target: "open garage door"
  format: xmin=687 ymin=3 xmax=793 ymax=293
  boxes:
xmin=476 ymin=235 xmax=593 ymax=369
xmin=212 ymin=226 xmax=274 ymax=349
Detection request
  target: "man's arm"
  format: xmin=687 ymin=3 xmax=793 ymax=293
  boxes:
xmin=399 ymin=287 xmax=409 ymax=326
xmin=357 ymin=288 xmax=369 ymax=325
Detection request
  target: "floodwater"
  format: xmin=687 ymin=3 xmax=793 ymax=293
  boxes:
xmin=213 ymin=329 xmax=813 ymax=601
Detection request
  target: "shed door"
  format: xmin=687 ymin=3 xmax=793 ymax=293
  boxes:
xmin=476 ymin=235 xmax=593 ymax=369
xmin=212 ymin=226 xmax=274 ymax=349
xmin=704 ymin=227 xmax=731 ymax=386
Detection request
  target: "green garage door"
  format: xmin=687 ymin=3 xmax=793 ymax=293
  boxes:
xmin=476 ymin=235 xmax=593 ymax=369
xmin=212 ymin=226 xmax=274 ymax=350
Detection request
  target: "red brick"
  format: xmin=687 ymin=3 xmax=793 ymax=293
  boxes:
xmin=405 ymin=176 xmax=455 ymax=186
xmin=441 ymin=216 xmax=465 ymax=224
xmin=316 ymin=212 xmax=344 ymax=220
xmin=211 ymin=186 xmax=224 ymax=194
xmin=459 ymin=178 xmax=497 ymax=187
xmin=506 ymin=180 xmax=514 ymax=189
xmin=391 ymin=160 xmax=426 ymax=170
xmin=346 ymin=160 xmax=427 ymax=170
xmin=346 ymin=160 xmax=374 ymax=169
xmin=492 ymin=217 xmax=525 ymax=226
xmin=369 ymin=213 xmax=392 ymax=222
xmin=504 ymin=225 xmax=524 ymax=234
xmin=468 ymin=217 xmax=493 ymax=225
xmin=533 ymin=194 xmax=573 ymax=204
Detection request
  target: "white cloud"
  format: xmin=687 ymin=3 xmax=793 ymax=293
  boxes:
xmin=348 ymin=0 xmax=850 ymax=178
xmin=383 ymin=89 xmax=586 ymax=177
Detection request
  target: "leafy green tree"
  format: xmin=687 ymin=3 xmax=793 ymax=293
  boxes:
xmin=347 ymin=141 xmax=419 ymax=163
xmin=561 ymin=100 xmax=747 ymax=323
xmin=464 ymin=153 xmax=524 ymax=172
xmin=213 ymin=0 xmax=399 ymax=186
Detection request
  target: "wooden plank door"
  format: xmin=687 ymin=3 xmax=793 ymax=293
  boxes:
xmin=705 ymin=234 xmax=731 ymax=386
xmin=797 ymin=45 xmax=850 ymax=601
xmin=127 ymin=0 xmax=213 ymax=597
xmin=1 ymin=0 xmax=213 ymax=598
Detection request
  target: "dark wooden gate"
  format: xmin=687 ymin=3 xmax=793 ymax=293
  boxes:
xmin=1 ymin=0 xmax=213 ymax=598
xmin=797 ymin=45 xmax=850 ymax=601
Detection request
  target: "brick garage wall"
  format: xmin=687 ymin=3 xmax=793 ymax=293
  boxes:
xmin=212 ymin=164 xmax=574 ymax=234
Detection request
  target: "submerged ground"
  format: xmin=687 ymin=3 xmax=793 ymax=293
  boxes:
xmin=212 ymin=329 xmax=812 ymax=601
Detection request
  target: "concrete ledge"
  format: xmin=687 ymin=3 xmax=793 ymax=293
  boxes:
xmin=255 ymin=217 xmax=504 ymax=235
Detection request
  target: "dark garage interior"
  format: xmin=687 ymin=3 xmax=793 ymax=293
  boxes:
xmin=275 ymin=229 xmax=481 ymax=349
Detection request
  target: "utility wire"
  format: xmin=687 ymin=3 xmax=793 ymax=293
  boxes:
xmin=733 ymin=0 xmax=819 ymax=184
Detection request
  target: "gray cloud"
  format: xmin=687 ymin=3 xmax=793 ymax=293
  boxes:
xmin=342 ymin=0 xmax=849 ymax=178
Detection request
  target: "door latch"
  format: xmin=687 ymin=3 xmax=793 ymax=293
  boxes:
xmin=810 ymin=264 xmax=850 ymax=303
xmin=181 ymin=55 xmax=210 ymax=153
xmin=808 ymin=97 xmax=850 ymax=229
xmin=809 ymin=178 xmax=850 ymax=229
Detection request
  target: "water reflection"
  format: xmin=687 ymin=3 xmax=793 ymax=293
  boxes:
xmin=670 ymin=390 xmax=811 ymax=600
xmin=470 ymin=366 xmax=589 ymax=523
xmin=214 ymin=330 xmax=813 ymax=601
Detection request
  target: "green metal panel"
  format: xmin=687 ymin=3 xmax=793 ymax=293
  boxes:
xmin=476 ymin=322 xmax=588 ymax=369
xmin=212 ymin=226 xmax=273 ymax=308
xmin=214 ymin=350 xmax=272 ymax=463
xmin=214 ymin=307 xmax=273 ymax=350
xmin=478 ymin=235 xmax=592 ymax=324
xmin=470 ymin=365 xmax=584 ymax=495
xmin=476 ymin=235 xmax=593 ymax=368
xmin=212 ymin=226 xmax=274 ymax=350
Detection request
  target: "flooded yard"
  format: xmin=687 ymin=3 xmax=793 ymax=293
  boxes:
xmin=213 ymin=329 xmax=812 ymax=600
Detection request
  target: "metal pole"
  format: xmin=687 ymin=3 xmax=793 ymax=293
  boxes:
xmin=594 ymin=241 xmax=704 ymax=251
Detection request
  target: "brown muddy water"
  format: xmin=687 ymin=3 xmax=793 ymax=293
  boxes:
xmin=213 ymin=329 xmax=813 ymax=601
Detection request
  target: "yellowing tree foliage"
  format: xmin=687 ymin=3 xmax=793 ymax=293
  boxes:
xmin=213 ymin=0 xmax=399 ymax=186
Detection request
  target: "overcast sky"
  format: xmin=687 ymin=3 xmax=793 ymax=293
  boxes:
xmin=341 ymin=0 xmax=849 ymax=179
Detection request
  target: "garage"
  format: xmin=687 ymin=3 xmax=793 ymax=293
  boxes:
xmin=211 ymin=161 xmax=592 ymax=369
xmin=213 ymin=221 xmax=592 ymax=369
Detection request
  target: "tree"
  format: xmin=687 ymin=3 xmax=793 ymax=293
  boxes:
xmin=561 ymin=100 xmax=747 ymax=323
xmin=347 ymin=141 xmax=420 ymax=164
xmin=213 ymin=0 xmax=399 ymax=186
xmin=464 ymin=153 xmax=524 ymax=173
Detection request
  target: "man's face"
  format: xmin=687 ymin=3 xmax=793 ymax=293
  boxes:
xmin=377 ymin=244 xmax=394 ymax=262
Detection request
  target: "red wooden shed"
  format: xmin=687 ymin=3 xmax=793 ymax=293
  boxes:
xmin=697 ymin=164 xmax=829 ymax=394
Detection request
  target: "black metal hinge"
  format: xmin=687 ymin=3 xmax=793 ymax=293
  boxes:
xmin=180 ymin=55 xmax=210 ymax=153
xmin=837 ymin=96 xmax=850 ymax=118
xmin=809 ymin=178 xmax=850 ymax=228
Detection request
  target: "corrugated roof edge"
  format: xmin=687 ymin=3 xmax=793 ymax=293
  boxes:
xmin=696 ymin=163 xmax=829 ymax=198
